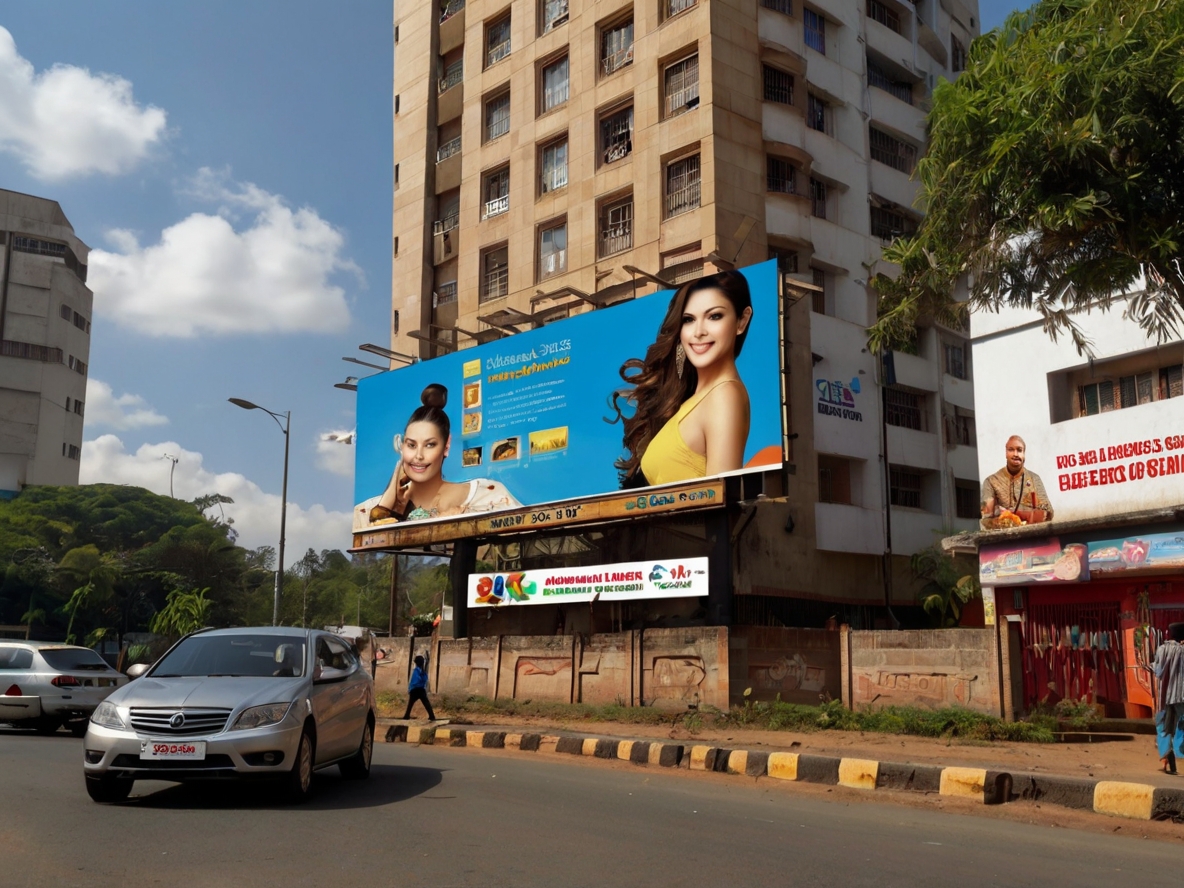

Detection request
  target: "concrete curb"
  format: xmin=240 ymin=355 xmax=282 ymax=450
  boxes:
xmin=380 ymin=723 xmax=1184 ymax=823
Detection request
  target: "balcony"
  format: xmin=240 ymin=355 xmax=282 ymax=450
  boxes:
xmin=484 ymin=195 xmax=509 ymax=219
xmin=432 ymin=217 xmax=458 ymax=265
xmin=440 ymin=0 xmax=464 ymax=23
xmin=436 ymin=136 xmax=461 ymax=163
xmin=438 ymin=60 xmax=463 ymax=94
xmin=602 ymin=45 xmax=634 ymax=76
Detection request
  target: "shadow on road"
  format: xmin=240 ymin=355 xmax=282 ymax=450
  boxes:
xmin=121 ymin=763 xmax=444 ymax=811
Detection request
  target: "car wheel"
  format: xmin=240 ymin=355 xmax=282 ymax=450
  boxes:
xmin=283 ymin=727 xmax=315 ymax=802
xmin=69 ymin=720 xmax=89 ymax=738
xmin=85 ymin=775 xmax=133 ymax=804
xmin=339 ymin=719 xmax=374 ymax=780
xmin=33 ymin=718 xmax=61 ymax=736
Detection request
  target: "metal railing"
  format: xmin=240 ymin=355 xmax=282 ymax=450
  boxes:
xmin=760 ymin=0 xmax=792 ymax=13
xmin=868 ymin=61 xmax=914 ymax=104
xmin=484 ymin=195 xmax=509 ymax=218
xmin=767 ymin=159 xmax=796 ymax=194
xmin=664 ymin=82 xmax=699 ymax=117
xmin=599 ymin=224 xmax=632 ymax=257
xmin=885 ymin=387 xmax=923 ymax=430
xmin=2 ymin=339 xmax=63 ymax=363
xmin=763 ymin=66 xmax=793 ymax=105
xmin=433 ymin=282 xmax=458 ymax=307
xmin=486 ymin=111 xmax=510 ymax=141
xmin=539 ymin=249 xmax=567 ymax=278
xmin=438 ymin=60 xmax=463 ymax=93
xmin=867 ymin=0 xmax=901 ymax=34
xmin=440 ymin=0 xmax=465 ymax=23
xmin=487 ymin=40 xmax=511 ymax=66
xmin=870 ymin=127 xmax=916 ymax=173
xmin=810 ymin=178 xmax=827 ymax=219
xmin=602 ymin=45 xmax=634 ymax=76
xmin=433 ymin=213 xmax=459 ymax=235
xmin=542 ymin=0 xmax=568 ymax=32
xmin=871 ymin=206 xmax=915 ymax=242
xmin=668 ymin=0 xmax=696 ymax=15
xmin=436 ymin=136 xmax=461 ymax=162
xmin=481 ymin=265 xmax=509 ymax=302
xmin=540 ymin=163 xmax=567 ymax=193
xmin=665 ymin=179 xmax=701 ymax=218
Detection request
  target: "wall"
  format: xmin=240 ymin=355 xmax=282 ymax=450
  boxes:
xmin=370 ymin=627 xmax=729 ymax=710
xmin=846 ymin=627 xmax=999 ymax=715
xmin=728 ymin=626 xmax=842 ymax=706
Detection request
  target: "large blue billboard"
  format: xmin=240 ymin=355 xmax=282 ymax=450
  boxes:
xmin=353 ymin=260 xmax=783 ymax=531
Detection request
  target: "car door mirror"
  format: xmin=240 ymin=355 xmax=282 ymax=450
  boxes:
xmin=126 ymin=663 xmax=149 ymax=679
xmin=314 ymin=666 xmax=349 ymax=684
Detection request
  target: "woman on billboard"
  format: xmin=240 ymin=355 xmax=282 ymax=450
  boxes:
xmin=610 ymin=270 xmax=753 ymax=488
xmin=359 ymin=384 xmax=520 ymax=525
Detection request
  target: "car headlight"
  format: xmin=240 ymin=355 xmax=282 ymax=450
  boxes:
xmin=231 ymin=702 xmax=293 ymax=731
xmin=91 ymin=701 xmax=126 ymax=729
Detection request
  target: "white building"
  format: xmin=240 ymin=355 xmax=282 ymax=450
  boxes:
xmin=0 ymin=190 xmax=93 ymax=496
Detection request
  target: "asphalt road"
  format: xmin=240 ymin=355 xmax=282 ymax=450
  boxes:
xmin=3 ymin=729 xmax=1182 ymax=888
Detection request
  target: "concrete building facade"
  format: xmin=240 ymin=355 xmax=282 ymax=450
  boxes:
xmin=0 ymin=190 xmax=93 ymax=496
xmin=388 ymin=0 xmax=980 ymax=623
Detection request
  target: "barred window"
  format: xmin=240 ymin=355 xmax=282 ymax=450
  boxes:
xmin=483 ymin=167 xmax=510 ymax=219
xmin=540 ymin=139 xmax=568 ymax=193
xmin=664 ymin=155 xmax=701 ymax=218
xmin=542 ymin=0 xmax=568 ymax=34
xmin=540 ymin=56 xmax=570 ymax=114
xmin=481 ymin=246 xmax=509 ymax=302
xmin=601 ymin=18 xmax=634 ymax=75
xmin=867 ymin=58 xmax=913 ymax=104
xmin=803 ymin=9 xmax=825 ymax=54
xmin=807 ymin=93 xmax=830 ymax=134
xmin=867 ymin=0 xmax=901 ymax=33
xmin=485 ymin=92 xmax=510 ymax=141
xmin=951 ymin=35 xmax=967 ymax=72
xmin=809 ymin=178 xmax=827 ymax=219
xmin=486 ymin=16 xmax=512 ymax=67
xmin=761 ymin=0 xmax=793 ymax=14
xmin=943 ymin=341 xmax=968 ymax=380
xmin=870 ymin=205 xmax=917 ymax=242
xmin=601 ymin=105 xmax=633 ymax=164
xmin=889 ymin=467 xmax=922 ymax=509
xmin=869 ymin=127 xmax=917 ymax=174
xmin=599 ymin=196 xmax=633 ymax=258
xmin=766 ymin=156 xmax=796 ymax=194
xmin=539 ymin=221 xmax=567 ymax=279
xmin=885 ymin=386 xmax=923 ymax=430
xmin=664 ymin=55 xmax=700 ymax=118
xmin=762 ymin=65 xmax=794 ymax=105
xmin=955 ymin=482 xmax=979 ymax=520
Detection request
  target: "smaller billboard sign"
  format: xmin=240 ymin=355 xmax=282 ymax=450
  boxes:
xmin=1087 ymin=531 xmax=1184 ymax=575
xmin=979 ymin=538 xmax=1089 ymax=585
xmin=467 ymin=557 xmax=709 ymax=608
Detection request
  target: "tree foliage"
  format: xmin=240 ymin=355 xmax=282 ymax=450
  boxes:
xmin=911 ymin=547 xmax=981 ymax=628
xmin=870 ymin=0 xmax=1184 ymax=355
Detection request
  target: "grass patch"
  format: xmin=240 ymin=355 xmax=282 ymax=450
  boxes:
xmin=375 ymin=691 xmax=1054 ymax=743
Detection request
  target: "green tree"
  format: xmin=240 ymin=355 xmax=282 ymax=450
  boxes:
xmin=911 ymin=547 xmax=981 ymax=628
xmin=870 ymin=0 xmax=1184 ymax=355
xmin=151 ymin=588 xmax=214 ymax=639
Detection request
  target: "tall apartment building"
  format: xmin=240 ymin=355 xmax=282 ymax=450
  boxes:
xmin=0 ymin=190 xmax=93 ymax=496
xmin=390 ymin=0 xmax=980 ymax=618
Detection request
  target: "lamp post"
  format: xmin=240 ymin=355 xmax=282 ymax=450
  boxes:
xmin=228 ymin=398 xmax=290 ymax=627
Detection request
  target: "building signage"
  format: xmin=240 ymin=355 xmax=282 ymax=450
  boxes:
xmin=467 ymin=557 xmax=709 ymax=608
xmin=815 ymin=377 xmax=863 ymax=422
xmin=353 ymin=261 xmax=783 ymax=543
xmin=1087 ymin=531 xmax=1184 ymax=576
xmin=979 ymin=538 xmax=1089 ymax=585
xmin=1054 ymin=435 xmax=1184 ymax=493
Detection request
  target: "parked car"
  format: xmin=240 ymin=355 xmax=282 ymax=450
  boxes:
xmin=0 ymin=641 xmax=128 ymax=736
xmin=83 ymin=627 xmax=375 ymax=804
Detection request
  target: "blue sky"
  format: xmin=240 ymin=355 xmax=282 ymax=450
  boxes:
xmin=0 ymin=0 xmax=1023 ymax=557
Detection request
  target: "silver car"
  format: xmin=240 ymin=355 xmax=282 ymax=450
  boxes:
xmin=83 ymin=627 xmax=375 ymax=804
xmin=0 ymin=641 xmax=127 ymax=736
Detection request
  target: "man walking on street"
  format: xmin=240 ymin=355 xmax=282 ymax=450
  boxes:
xmin=402 ymin=654 xmax=436 ymax=721
xmin=1154 ymin=622 xmax=1184 ymax=775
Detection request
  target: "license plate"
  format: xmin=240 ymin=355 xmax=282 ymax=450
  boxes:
xmin=140 ymin=740 xmax=206 ymax=761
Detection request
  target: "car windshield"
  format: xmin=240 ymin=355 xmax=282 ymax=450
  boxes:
xmin=152 ymin=634 xmax=307 ymax=678
xmin=39 ymin=648 xmax=112 ymax=671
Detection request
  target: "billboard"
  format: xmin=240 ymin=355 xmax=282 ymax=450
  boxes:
xmin=353 ymin=261 xmax=783 ymax=538
xmin=468 ymin=557 xmax=709 ymax=608
xmin=979 ymin=538 xmax=1089 ymax=585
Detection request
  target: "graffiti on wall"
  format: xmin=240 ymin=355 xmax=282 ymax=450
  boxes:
xmin=750 ymin=653 xmax=827 ymax=694
xmin=854 ymin=671 xmax=979 ymax=708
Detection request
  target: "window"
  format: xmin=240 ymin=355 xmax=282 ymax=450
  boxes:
xmin=664 ymin=54 xmax=700 ymax=118
xmin=1079 ymin=373 xmax=1154 ymax=415
xmin=599 ymin=195 xmax=633 ymax=257
xmin=393 ymin=236 xmax=399 ymax=257
xmin=818 ymin=455 xmax=852 ymax=505
xmin=955 ymin=481 xmax=979 ymax=520
xmin=601 ymin=17 xmax=634 ymax=76
xmin=439 ymin=57 xmax=463 ymax=93
xmin=542 ymin=0 xmax=568 ymax=34
xmin=540 ymin=139 xmax=568 ymax=193
xmin=73 ymin=311 xmax=88 ymax=332
xmin=394 ymin=163 xmax=400 ymax=186
xmin=766 ymin=156 xmax=796 ymax=194
xmin=885 ymin=386 xmax=924 ymax=430
xmin=437 ymin=133 xmax=462 ymax=162
xmin=868 ymin=58 xmax=914 ymax=104
xmin=809 ymin=178 xmax=827 ymax=219
xmin=949 ymin=408 xmax=976 ymax=447
xmin=65 ymin=396 xmax=71 ymax=412
xmin=770 ymin=247 xmax=798 ymax=275
xmin=943 ymin=341 xmax=967 ymax=380
xmin=2 ymin=340 xmax=63 ymax=363
xmin=538 ymin=221 xmax=567 ymax=279
xmin=395 ymin=95 xmax=400 ymax=114
xmin=435 ymin=189 xmax=459 ymax=237
xmin=951 ymin=35 xmax=967 ymax=73
xmin=481 ymin=245 xmax=509 ymax=302
xmin=68 ymin=355 xmax=87 ymax=376
xmin=807 ymin=93 xmax=831 ymax=134
xmin=803 ymin=9 xmax=826 ymax=54
xmin=867 ymin=0 xmax=901 ymax=33
xmin=662 ymin=244 xmax=705 ymax=284
xmin=486 ymin=15 xmax=512 ymax=67
xmin=664 ymin=154 xmax=701 ymax=218
xmin=871 ymin=205 xmax=917 ymax=242
xmin=485 ymin=92 xmax=510 ymax=141
xmin=1163 ymin=365 xmax=1184 ymax=400
xmin=870 ymin=127 xmax=917 ymax=174
xmin=66 ymin=444 xmax=81 ymax=461
xmin=59 ymin=304 xmax=72 ymax=320
xmin=667 ymin=0 xmax=697 ymax=16
xmin=761 ymin=0 xmax=793 ymax=14
xmin=889 ymin=467 xmax=922 ymax=509
xmin=12 ymin=236 xmax=66 ymax=258
xmin=811 ymin=267 xmax=830 ymax=314
xmin=540 ymin=55 xmax=570 ymax=114
xmin=601 ymin=105 xmax=634 ymax=164
xmin=434 ymin=281 xmax=458 ymax=307
xmin=483 ymin=167 xmax=510 ymax=218
xmin=762 ymin=65 xmax=794 ymax=105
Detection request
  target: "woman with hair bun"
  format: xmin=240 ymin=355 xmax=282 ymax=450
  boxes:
xmin=610 ymin=270 xmax=753 ymax=488
xmin=357 ymin=384 xmax=520 ymax=526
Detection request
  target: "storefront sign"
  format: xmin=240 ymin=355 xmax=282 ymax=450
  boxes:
xmin=979 ymin=538 xmax=1089 ymax=585
xmin=468 ymin=557 xmax=709 ymax=608
xmin=815 ymin=377 xmax=863 ymax=422
xmin=1087 ymin=531 xmax=1184 ymax=575
xmin=352 ymin=479 xmax=725 ymax=549
xmin=352 ymin=261 xmax=783 ymax=539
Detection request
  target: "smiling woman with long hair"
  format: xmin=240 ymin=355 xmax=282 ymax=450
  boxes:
xmin=609 ymin=270 xmax=753 ymax=488
xmin=354 ymin=384 xmax=520 ymax=527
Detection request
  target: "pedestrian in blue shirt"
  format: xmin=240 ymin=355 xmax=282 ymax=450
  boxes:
xmin=402 ymin=655 xmax=436 ymax=721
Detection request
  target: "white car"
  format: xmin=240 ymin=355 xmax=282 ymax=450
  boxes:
xmin=83 ymin=627 xmax=375 ymax=803
xmin=0 ymin=641 xmax=128 ymax=736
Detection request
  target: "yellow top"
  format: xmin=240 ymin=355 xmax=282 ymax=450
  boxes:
xmin=640 ymin=379 xmax=741 ymax=486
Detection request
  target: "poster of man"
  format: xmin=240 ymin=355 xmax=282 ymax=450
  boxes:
xmin=981 ymin=435 xmax=1054 ymax=529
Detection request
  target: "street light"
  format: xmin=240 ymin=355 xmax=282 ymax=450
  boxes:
xmin=228 ymin=398 xmax=290 ymax=627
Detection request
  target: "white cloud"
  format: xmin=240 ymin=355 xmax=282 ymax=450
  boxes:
xmin=87 ymin=168 xmax=357 ymax=337
xmin=80 ymin=435 xmax=353 ymax=557
xmin=316 ymin=430 xmax=355 ymax=478
xmin=84 ymin=379 xmax=169 ymax=430
xmin=0 ymin=27 xmax=167 ymax=180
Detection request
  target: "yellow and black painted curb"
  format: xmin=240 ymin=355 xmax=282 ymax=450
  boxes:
xmin=381 ymin=723 xmax=1184 ymax=823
